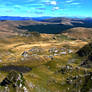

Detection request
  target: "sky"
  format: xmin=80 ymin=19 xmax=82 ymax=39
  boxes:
xmin=0 ymin=0 xmax=91 ymax=17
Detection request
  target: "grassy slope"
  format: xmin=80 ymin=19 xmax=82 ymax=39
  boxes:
xmin=0 ymin=34 xmax=90 ymax=92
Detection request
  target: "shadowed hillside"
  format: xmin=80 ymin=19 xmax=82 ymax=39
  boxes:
xmin=77 ymin=42 xmax=92 ymax=57
xmin=17 ymin=17 xmax=92 ymax=34
xmin=17 ymin=24 xmax=72 ymax=34
xmin=0 ymin=18 xmax=92 ymax=37
xmin=77 ymin=42 xmax=92 ymax=67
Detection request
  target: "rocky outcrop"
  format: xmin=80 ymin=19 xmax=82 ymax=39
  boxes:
xmin=0 ymin=71 xmax=28 ymax=92
xmin=0 ymin=71 xmax=25 ymax=87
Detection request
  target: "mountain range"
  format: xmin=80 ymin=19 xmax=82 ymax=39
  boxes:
xmin=0 ymin=16 xmax=53 ymax=21
xmin=0 ymin=17 xmax=92 ymax=40
xmin=0 ymin=16 xmax=92 ymax=92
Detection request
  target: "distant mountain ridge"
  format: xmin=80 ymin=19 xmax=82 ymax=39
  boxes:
xmin=0 ymin=16 xmax=53 ymax=21
xmin=0 ymin=16 xmax=92 ymax=38
xmin=0 ymin=16 xmax=92 ymax=22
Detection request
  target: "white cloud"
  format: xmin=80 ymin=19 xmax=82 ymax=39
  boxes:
xmin=51 ymin=1 xmax=57 ymax=5
xmin=53 ymin=7 xmax=60 ymax=10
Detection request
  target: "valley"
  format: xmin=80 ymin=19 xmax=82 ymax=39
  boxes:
xmin=0 ymin=18 xmax=92 ymax=92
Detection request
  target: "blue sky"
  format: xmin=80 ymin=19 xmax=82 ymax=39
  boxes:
xmin=0 ymin=0 xmax=91 ymax=17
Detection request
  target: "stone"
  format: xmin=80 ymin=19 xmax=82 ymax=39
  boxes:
xmin=54 ymin=54 xmax=59 ymax=56
xmin=21 ymin=58 xmax=25 ymax=61
xmin=21 ymin=51 xmax=28 ymax=57
xmin=23 ymin=86 xmax=28 ymax=92
xmin=0 ymin=60 xmax=2 ymax=62
xmin=55 ymin=50 xmax=58 ymax=53
xmin=68 ymin=49 xmax=73 ymax=53
xmin=60 ymin=52 xmax=67 ymax=55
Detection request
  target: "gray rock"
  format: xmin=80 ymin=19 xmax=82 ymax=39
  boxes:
xmin=21 ymin=51 xmax=28 ymax=57
xmin=0 ymin=60 xmax=2 ymax=62
xmin=60 ymin=51 xmax=67 ymax=55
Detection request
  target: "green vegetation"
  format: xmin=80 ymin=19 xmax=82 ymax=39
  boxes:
xmin=56 ymin=34 xmax=71 ymax=41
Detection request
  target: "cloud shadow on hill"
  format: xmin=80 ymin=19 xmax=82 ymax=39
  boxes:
xmin=17 ymin=24 xmax=73 ymax=34
xmin=17 ymin=20 xmax=92 ymax=34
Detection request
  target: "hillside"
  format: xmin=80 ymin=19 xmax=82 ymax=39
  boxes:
xmin=77 ymin=42 xmax=92 ymax=67
xmin=62 ymin=27 xmax=92 ymax=40
xmin=0 ymin=17 xmax=92 ymax=37
xmin=0 ymin=17 xmax=92 ymax=92
xmin=41 ymin=17 xmax=92 ymax=28
xmin=0 ymin=20 xmax=42 ymax=38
